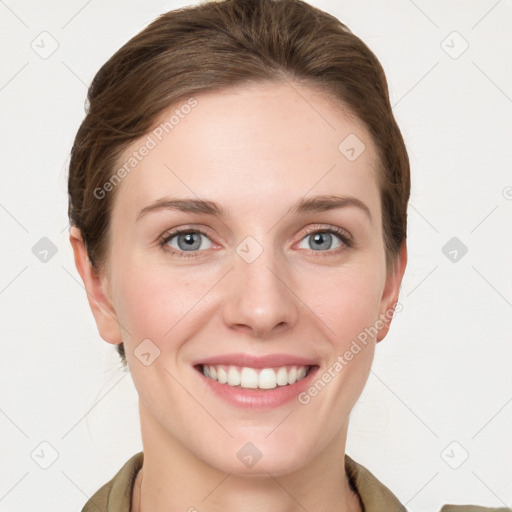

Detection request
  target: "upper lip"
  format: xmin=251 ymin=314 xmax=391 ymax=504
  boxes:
xmin=193 ymin=353 xmax=319 ymax=369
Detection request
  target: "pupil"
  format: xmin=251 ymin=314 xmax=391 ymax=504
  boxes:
xmin=311 ymin=232 xmax=332 ymax=250
xmin=178 ymin=232 xmax=201 ymax=250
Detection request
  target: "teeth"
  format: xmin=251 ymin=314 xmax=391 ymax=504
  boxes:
xmin=241 ymin=367 xmax=259 ymax=388
xmin=201 ymin=364 xmax=311 ymax=389
xmin=217 ymin=367 xmax=228 ymax=384
xmin=276 ymin=367 xmax=288 ymax=385
xmin=287 ymin=366 xmax=297 ymax=384
xmin=227 ymin=366 xmax=240 ymax=386
xmin=258 ymin=368 xmax=277 ymax=389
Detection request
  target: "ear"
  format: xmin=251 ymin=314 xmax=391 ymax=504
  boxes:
xmin=376 ymin=241 xmax=407 ymax=342
xmin=69 ymin=226 xmax=123 ymax=345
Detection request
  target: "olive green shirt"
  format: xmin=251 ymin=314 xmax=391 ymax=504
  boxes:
xmin=81 ymin=451 xmax=510 ymax=512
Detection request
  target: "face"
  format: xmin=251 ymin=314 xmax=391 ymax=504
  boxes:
xmin=73 ymin=81 xmax=406 ymax=476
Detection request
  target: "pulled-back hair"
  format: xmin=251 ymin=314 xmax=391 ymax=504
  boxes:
xmin=68 ymin=0 xmax=410 ymax=365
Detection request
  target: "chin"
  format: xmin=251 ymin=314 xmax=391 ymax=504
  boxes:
xmin=198 ymin=435 xmax=316 ymax=477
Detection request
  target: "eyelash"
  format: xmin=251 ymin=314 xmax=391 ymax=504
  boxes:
xmin=158 ymin=227 xmax=212 ymax=259
xmin=158 ymin=225 xmax=353 ymax=258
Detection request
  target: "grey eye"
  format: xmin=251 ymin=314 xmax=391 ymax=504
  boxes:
xmin=167 ymin=231 xmax=212 ymax=251
xmin=297 ymin=231 xmax=343 ymax=251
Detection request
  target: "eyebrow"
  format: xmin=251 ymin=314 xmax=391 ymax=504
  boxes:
xmin=136 ymin=194 xmax=372 ymax=223
xmin=291 ymin=195 xmax=372 ymax=222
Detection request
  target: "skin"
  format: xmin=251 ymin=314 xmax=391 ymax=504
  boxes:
xmin=70 ymin=80 xmax=407 ymax=512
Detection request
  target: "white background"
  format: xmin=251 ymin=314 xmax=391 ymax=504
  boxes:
xmin=0 ymin=0 xmax=511 ymax=510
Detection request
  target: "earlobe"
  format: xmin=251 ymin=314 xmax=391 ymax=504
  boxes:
xmin=69 ymin=226 xmax=123 ymax=345
xmin=376 ymin=242 xmax=407 ymax=342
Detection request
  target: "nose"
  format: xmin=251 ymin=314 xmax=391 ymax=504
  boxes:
xmin=222 ymin=247 xmax=299 ymax=339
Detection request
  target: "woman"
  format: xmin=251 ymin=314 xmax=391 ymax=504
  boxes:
xmin=67 ymin=0 xmax=508 ymax=510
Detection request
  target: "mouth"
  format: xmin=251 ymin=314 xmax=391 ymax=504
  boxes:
xmin=191 ymin=353 xmax=321 ymax=408
xmin=194 ymin=363 xmax=317 ymax=390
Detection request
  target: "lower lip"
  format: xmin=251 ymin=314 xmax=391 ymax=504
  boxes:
xmin=195 ymin=365 xmax=320 ymax=409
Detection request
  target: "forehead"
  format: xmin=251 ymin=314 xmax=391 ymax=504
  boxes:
xmin=111 ymin=81 xmax=381 ymax=223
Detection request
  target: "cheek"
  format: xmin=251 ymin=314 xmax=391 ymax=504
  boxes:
xmin=300 ymin=265 xmax=384 ymax=346
xmin=112 ymin=259 xmax=216 ymax=345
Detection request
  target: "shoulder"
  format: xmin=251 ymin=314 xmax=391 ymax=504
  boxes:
xmin=81 ymin=481 xmax=110 ymax=512
xmin=345 ymin=454 xmax=407 ymax=511
xmin=81 ymin=452 xmax=510 ymax=512
xmin=440 ymin=507 xmax=512 ymax=512
xmin=345 ymin=454 xmax=511 ymax=512
xmin=81 ymin=452 xmax=143 ymax=512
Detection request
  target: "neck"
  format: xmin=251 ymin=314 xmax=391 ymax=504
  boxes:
xmin=132 ymin=403 xmax=363 ymax=512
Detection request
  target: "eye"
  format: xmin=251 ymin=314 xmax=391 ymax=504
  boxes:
xmin=160 ymin=229 xmax=213 ymax=255
xmin=296 ymin=227 xmax=352 ymax=253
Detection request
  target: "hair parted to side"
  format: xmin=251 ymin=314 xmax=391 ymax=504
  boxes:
xmin=68 ymin=0 xmax=410 ymax=367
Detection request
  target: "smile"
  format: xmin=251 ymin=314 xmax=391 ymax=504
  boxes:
xmin=192 ymin=353 xmax=320 ymax=408
xmin=198 ymin=364 xmax=313 ymax=390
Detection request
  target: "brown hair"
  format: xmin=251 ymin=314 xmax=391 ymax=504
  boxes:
xmin=68 ymin=0 xmax=410 ymax=366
